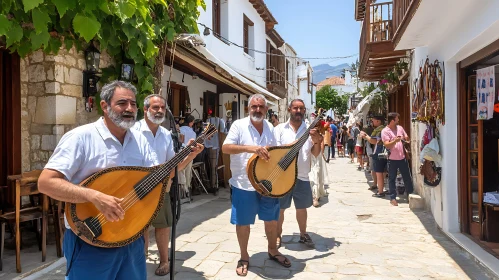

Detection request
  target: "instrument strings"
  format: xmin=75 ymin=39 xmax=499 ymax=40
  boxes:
xmin=89 ymin=132 xmax=214 ymax=227
xmin=261 ymin=117 xmax=322 ymax=192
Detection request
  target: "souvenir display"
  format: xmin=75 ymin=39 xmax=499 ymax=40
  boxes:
xmin=412 ymin=58 xmax=445 ymax=123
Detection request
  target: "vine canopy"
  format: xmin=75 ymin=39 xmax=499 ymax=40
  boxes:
xmin=0 ymin=0 xmax=205 ymax=114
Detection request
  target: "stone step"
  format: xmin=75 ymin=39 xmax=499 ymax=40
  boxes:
xmin=409 ymin=193 xmax=425 ymax=209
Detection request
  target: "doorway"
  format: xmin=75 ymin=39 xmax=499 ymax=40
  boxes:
xmin=203 ymin=91 xmax=219 ymax=120
xmin=458 ymin=41 xmax=499 ymax=256
xmin=0 ymin=49 xmax=22 ymax=208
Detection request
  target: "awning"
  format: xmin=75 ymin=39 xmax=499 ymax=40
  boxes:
xmin=347 ymin=88 xmax=380 ymax=126
xmin=191 ymin=39 xmax=280 ymax=101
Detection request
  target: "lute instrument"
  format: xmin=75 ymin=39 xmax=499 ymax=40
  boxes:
xmin=65 ymin=124 xmax=217 ymax=248
xmin=247 ymin=109 xmax=326 ymax=197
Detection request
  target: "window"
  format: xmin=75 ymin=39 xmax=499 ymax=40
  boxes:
xmin=243 ymin=15 xmax=254 ymax=57
xmin=213 ymin=0 xmax=221 ymax=36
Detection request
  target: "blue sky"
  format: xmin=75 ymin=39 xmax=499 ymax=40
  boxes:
xmin=265 ymin=0 xmax=360 ymax=67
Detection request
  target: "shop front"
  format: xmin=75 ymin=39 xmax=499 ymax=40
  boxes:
xmin=458 ymin=41 xmax=499 ymax=256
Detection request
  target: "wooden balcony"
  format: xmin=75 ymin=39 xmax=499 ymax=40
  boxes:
xmin=266 ymin=67 xmax=287 ymax=99
xmin=392 ymin=0 xmax=422 ymax=49
xmin=358 ymin=0 xmax=407 ymax=81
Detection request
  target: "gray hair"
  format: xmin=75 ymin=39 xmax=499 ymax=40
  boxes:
xmin=247 ymin=94 xmax=267 ymax=107
xmin=288 ymin=98 xmax=305 ymax=108
xmin=100 ymin=80 xmax=137 ymax=104
xmin=144 ymin=94 xmax=166 ymax=109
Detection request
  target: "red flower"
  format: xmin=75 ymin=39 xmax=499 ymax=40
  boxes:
xmin=380 ymin=79 xmax=388 ymax=85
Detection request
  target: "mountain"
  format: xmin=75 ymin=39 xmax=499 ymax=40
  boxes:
xmin=312 ymin=63 xmax=350 ymax=84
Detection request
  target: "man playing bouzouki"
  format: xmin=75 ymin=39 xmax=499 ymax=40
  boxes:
xmin=38 ymin=81 xmax=202 ymax=279
xmin=222 ymin=94 xmax=291 ymax=277
xmin=134 ymin=94 xmax=203 ymax=276
xmin=274 ymin=99 xmax=323 ymax=248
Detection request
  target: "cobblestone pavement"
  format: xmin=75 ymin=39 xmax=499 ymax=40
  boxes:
xmin=29 ymin=157 xmax=497 ymax=279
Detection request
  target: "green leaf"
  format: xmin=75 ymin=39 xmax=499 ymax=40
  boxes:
xmin=50 ymin=0 xmax=76 ymax=17
xmin=137 ymin=4 xmax=148 ymax=21
xmin=83 ymin=0 xmax=103 ymax=12
xmin=117 ymin=0 xmax=136 ymax=19
xmin=48 ymin=36 xmax=62 ymax=54
xmin=128 ymin=40 xmax=140 ymax=60
xmin=64 ymin=38 xmax=74 ymax=51
xmin=145 ymin=39 xmax=157 ymax=59
xmin=73 ymin=14 xmax=101 ymax=42
xmin=134 ymin=64 xmax=146 ymax=80
xmin=99 ymin=1 xmax=112 ymax=14
xmin=30 ymin=29 xmax=50 ymax=49
xmin=141 ymin=79 xmax=153 ymax=93
xmin=6 ymin=24 xmax=23 ymax=47
xmin=22 ymin=0 xmax=43 ymax=12
xmin=17 ymin=38 xmax=32 ymax=57
xmin=32 ymin=7 xmax=51 ymax=34
xmin=166 ymin=27 xmax=174 ymax=41
xmin=122 ymin=23 xmax=138 ymax=41
xmin=0 ymin=14 xmax=12 ymax=35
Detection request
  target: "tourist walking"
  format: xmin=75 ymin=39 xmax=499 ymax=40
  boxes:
xmin=381 ymin=112 xmax=414 ymax=206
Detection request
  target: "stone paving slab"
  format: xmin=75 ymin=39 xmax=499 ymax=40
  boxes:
xmin=13 ymin=157 xmax=499 ymax=279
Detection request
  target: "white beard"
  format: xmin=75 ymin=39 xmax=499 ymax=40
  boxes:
xmin=146 ymin=110 xmax=165 ymax=125
xmin=107 ymin=108 xmax=137 ymax=129
xmin=250 ymin=114 xmax=264 ymax=123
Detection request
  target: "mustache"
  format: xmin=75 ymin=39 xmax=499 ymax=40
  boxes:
xmin=122 ymin=112 xmax=135 ymax=117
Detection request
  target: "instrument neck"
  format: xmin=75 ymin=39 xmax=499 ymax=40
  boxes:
xmin=278 ymin=117 xmax=322 ymax=169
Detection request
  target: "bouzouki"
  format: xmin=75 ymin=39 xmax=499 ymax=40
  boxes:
xmin=247 ymin=109 xmax=326 ymax=197
xmin=65 ymin=124 xmax=217 ymax=248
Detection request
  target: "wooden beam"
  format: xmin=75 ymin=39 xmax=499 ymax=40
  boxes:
xmin=461 ymin=37 xmax=499 ymax=68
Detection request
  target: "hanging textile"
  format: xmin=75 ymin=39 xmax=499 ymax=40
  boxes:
xmin=476 ymin=66 xmax=495 ymax=120
xmin=412 ymin=58 xmax=445 ymax=123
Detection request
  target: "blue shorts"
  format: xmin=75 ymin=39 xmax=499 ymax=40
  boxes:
xmin=230 ymin=186 xmax=280 ymax=226
xmin=372 ymin=158 xmax=387 ymax=173
xmin=279 ymin=179 xmax=313 ymax=209
xmin=63 ymin=229 xmax=146 ymax=280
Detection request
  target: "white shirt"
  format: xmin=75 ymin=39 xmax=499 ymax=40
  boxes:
xmin=133 ymin=119 xmax=175 ymax=164
xmin=179 ymin=125 xmax=197 ymax=146
xmin=44 ymin=117 xmax=159 ymax=228
xmin=204 ymin=117 xmax=226 ymax=149
xmin=223 ymin=117 xmax=276 ymax=191
xmin=273 ymin=120 xmax=313 ymax=181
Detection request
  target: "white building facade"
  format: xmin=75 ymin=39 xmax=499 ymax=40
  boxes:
xmin=395 ymin=0 xmax=499 ymax=274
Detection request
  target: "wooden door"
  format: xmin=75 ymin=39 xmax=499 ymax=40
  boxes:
xmin=203 ymin=91 xmax=218 ymax=120
xmin=0 ymin=49 xmax=22 ymax=207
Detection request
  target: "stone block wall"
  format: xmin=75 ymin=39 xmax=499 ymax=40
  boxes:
xmin=20 ymin=47 xmax=113 ymax=172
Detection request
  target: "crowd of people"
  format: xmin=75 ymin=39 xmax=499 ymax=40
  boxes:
xmin=37 ymin=80 xmax=414 ymax=278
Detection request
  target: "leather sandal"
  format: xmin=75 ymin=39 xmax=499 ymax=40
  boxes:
xmin=268 ymin=253 xmax=291 ymax=268
xmin=236 ymin=260 xmax=249 ymax=277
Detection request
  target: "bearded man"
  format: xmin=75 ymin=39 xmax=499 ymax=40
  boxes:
xmin=134 ymin=94 xmax=203 ymax=276
xmin=38 ymin=81 xmax=159 ymax=279
xmin=274 ymin=99 xmax=323 ymax=248
xmin=222 ymin=94 xmax=291 ymax=277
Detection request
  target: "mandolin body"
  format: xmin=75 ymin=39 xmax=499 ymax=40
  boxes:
xmin=65 ymin=166 xmax=168 ymax=248
xmin=247 ymin=145 xmax=298 ymax=198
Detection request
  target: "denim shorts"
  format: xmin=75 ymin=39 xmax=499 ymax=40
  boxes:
xmin=230 ymin=186 xmax=280 ymax=226
xmin=279 ymin=179 xmax=313 ymax=209
xmin=372 ymin=158 xmax=387 ymax=173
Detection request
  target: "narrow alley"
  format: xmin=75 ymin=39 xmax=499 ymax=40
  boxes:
xmin=30 ymin=157 xmax=495 ymax=280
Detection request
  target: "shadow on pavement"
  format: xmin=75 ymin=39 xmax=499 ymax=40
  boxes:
xmin=411 ymin=210 xmax=499 ymax=280
xmin=146 ymin=251 xmax=208 ymax=279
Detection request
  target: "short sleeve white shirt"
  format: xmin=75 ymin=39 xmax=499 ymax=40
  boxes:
xmin=44 ymin=117 xmax=159 ymax=229
xmin=179 ymin=125 xmax=197 ymax=147
xmin=133 ymin=119 xmax=175 ymax=163
xmin=223 ymin=117 xmax=276 ymax=191
xmin=273 ymin=120 xmax=313 ymax=181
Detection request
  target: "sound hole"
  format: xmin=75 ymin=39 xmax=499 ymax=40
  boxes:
xmin=260 ymin=180 xmax=273 ymax=193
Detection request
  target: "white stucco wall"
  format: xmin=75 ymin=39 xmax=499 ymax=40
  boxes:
xmin=198 ymin=0 xmax=267 ymax=88
xmin=403 ymin=0 xmax=499 ymax=233
xmin=162 ymin=67 xmax=217 ymax=119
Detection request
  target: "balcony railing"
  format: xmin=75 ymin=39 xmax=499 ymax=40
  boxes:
xmin=392 ymin=0 xmax=421 ymax=47
xmin=266 ymin=67 xmax=286 ymax=89
xmin=359 ymin=0 xmax=393 ymax=75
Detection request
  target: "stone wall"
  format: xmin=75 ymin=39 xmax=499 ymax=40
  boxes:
xmin=20 ymin=47 xmax=113 ymax=172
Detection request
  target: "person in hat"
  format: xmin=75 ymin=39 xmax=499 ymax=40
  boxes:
xmin=360 ymin=114 xmax=387 ymax=197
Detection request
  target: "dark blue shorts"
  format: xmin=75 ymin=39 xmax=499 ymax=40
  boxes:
xmin=230 ymin=186 xmax=280 ymax=226
xmin=279 ymin=179 xmax=313 ymax=209
xmin=63 ymin=229 xmax=146 ymax=280
xmin=372 ymin=158 xmax=387 ymax=173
